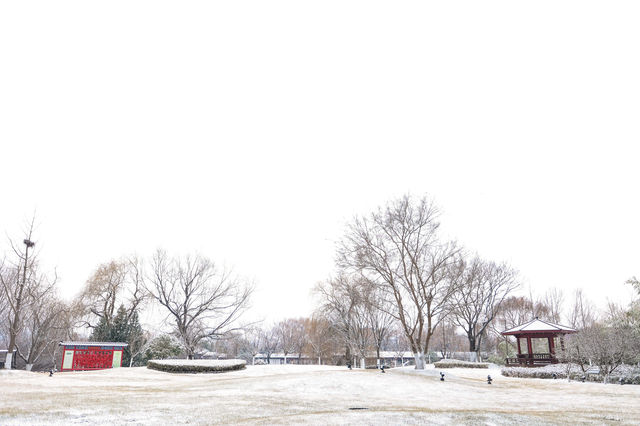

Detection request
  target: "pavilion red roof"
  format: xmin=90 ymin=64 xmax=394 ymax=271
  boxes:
xmin=500 ymin=318 xmax=577 ymax=336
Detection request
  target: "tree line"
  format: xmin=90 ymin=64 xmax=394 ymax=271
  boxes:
xmin=1 ymin=218 xmax=253 ymax=370
xmin=2 ymin=197 xmax=638 ymax=372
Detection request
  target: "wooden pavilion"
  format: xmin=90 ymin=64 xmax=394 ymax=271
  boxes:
xmin=501 ymin=318 xmax=576 ymax=366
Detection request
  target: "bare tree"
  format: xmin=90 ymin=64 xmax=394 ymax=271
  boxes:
xmin=288 ymin=319 xmax=309 ymax=362
xmin=238 ymin=326 xmax=262 ymax=364
xmin=0 ymin=270 xmax=7 ymax=331
xmin=275 ymin=318 xmax=306 ymax=364
xmin=16 ymin=283 xmax=67 ymax=371
xmin=1 ymin=219 xmax=41 ymax=369
xmin=491 ymin=296 xmax=533 ymax=358
xmin=431 ymin=317 xmax=461 ymax=359
xmin=338 ymin=195 xmax=460 ymax=369
xmin=387 ymin=325 xmax=411 ymax=366
xmin=75 ymin=255 xmax=147 ymax=330
xmin=146 ymin=250 xmax=253 ymax=359
xmin=350 ymin=291 xmax=372 ymax=368
xmin=450 ymin=256 xmax=519 ymax=361
xmin=568 ymin=288 xmax=597 ymax=330
xmin=540 ymin=287 xmax=565 ymax=324
xmin=564 ymin=323 xmax=636 ymax=383
xmin=127 ymin=329 xmax=152 ymax=367
xmin=361 ymin=280 xmax=395 ymax=366
xmin=305 ymin=315 xmax=333 ymax=365
xmin=259 ymin=326 xmax=280 ymax=364
xmin=314 ymin=273 xmax=358 ymax=364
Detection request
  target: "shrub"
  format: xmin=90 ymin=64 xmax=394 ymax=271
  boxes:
xmin=501 ymin=364 xmax=568 ymax=379
xmin=147 ymin=359 xmax=246 ymax=373
xmin=433 ymin=359 xmax=489 ymax=369
xmin=485 ymin=354 xmax=506 ymax=366
xmin=501 ymin=363 xmax=640 ymax=384
xmin=143 ymin=335 xmax=183 ymax=363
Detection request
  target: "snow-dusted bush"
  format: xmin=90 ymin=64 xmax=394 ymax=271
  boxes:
xmin=147 ymin=359 xmax=246 ymax=373
xmin=484 ymin=354 xmax=506 ymax=366
xmin=501 ymin=364 xmax=569 ymax=380
xmin=501 ymin=363 xmax=640 ymax=384
xmin=433 ymin=359 xmax=489 ymax=369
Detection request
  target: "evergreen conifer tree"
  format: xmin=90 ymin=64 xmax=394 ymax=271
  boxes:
xmin=89 ymin=304 xmax=147 ymax=367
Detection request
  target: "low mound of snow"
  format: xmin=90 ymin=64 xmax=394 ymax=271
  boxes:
xmin=147 ymin=359 xmax=246 ymax=373
xmin=0 ymin=369 xmax=35 ymax=376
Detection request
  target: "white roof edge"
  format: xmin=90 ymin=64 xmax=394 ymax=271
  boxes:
xmin=502 ymin=318 xmax=576 ymax=334
xmin=59 ymin=341 xmax=129 ymax=347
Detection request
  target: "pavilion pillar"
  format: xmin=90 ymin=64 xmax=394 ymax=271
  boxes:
xmin=548 ymin=336 xmax=555 ymax=355
xmin=526 ymin=337 xmax=533 ymax=365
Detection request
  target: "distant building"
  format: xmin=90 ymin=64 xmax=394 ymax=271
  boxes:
xmin=253 ymin=351 xmax=415 ymax=367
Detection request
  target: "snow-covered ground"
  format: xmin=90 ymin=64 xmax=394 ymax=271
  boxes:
xmin=2 ymin=364 xmax=639 ymax=425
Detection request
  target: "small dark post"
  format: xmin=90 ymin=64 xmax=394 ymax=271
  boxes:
xmin=440 ymin=372 xmax=445 ymax=381
xmin=347 ymin=362 xmax=352 ymax=370
xmin=380 ymin=365 xmax=385 ymax=373
xmin=619 ymin=377 xmax=624 ymax=385
xmin=581 ymin=375 xmax=586 ymax=383
xmin=487 ymin=375 xmax=492 ymax=385
xmin=552 ymin=373 xmax=557 ymax=380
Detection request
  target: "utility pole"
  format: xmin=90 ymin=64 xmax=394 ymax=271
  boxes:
xmin=4 ymin=238 xmax=35 ymax=369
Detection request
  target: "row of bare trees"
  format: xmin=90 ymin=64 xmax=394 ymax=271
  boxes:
xmin=1 ymin=219 xmax=254 ymax=369
xmin=1 ymin=220 xmax=72 ymax=370
xmin=223 ymin=314 xmax=406 ymax=367
xmin=557 ymin=278 xmax=640 ymax=383
xmin=314 ymin=274 xmax=395 ymax=368
xmin=328 ymin=195 xmax=520 ymax=368
xmin=240 ymin=317 xmax=334 ymax=365
xmin=72 ymin=250 xmax=254 ymax=360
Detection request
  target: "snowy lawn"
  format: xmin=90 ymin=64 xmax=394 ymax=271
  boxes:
xmin=2 ymin=364 xmax=640 ymax=425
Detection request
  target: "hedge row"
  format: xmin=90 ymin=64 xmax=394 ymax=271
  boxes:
xmin=501 ymin=363 xmax=640 ymax=384
xmin=433 ymin=359 xmax=489 ymax=369
xmin=147 ymin=359 xmax=246 ymax=374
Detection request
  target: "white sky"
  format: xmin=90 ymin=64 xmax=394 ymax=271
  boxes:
xmin=1 ymin=1 xmax=638 ymax=324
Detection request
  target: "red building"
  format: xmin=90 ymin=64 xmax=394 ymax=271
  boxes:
xmin=59 ymin=342 xmax=128 ymax=371
xmin=501 ymin=318 xmax=576 ymax=366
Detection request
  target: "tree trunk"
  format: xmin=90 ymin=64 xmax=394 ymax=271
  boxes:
xmin=4 ymin=352 xmax=13 ymax=370
xmin=6 ymin=241 xmax=32 ymax=370
xmin=468 ymin=333 xmax=477 ymax=353
xmin=413 ymin=351 xmax=426 ymax=369
xmin=360 ymin=357 xmax=365 ymax=369
xmin=26 ymin=364 xmax=33 ymax=371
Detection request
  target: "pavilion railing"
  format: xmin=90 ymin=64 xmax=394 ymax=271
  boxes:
xmin=505 ymin=353 xmax=558 ymax=366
